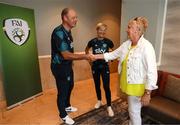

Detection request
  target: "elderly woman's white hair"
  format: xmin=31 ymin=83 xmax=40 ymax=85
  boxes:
xmin=130 ymin=17 xmax=148 ymax=35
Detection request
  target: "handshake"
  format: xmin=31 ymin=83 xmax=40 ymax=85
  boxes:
xmin=86 ymin=53 xmax=103 ymax=62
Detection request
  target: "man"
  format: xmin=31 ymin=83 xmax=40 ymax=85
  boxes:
xmin=51 ymin=8 xmax=94 ymax=125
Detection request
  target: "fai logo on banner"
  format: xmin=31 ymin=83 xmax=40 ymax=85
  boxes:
xmin=3 ymin=18 xmax=30 ymax=46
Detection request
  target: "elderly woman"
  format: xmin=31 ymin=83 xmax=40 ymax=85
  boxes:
xmin=94 ymin=17 xmax=158 ymax=125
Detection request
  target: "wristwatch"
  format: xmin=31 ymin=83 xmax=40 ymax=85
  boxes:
xmin=145 ymin=91 xmax=151 ymax=95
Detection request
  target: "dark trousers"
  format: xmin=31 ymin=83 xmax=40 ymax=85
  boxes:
xmin=51 ymin=64 xmax=74 ymax=118
xmin=92 ymin=64 xmax=111 ymax=106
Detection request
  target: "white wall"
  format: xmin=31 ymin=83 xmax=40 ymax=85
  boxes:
xmin=120 ymin=0 xmax=167 ymax=65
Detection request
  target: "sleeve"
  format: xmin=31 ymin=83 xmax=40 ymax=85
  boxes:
xmin=104 ymin=44 xmax=123 ymax=62
xmin=87 ymin=40 xmax=93 ymax=48
xmin=108 ymin=39 xmax=114 ymax=48
xmin=54 ymin=32 xmax=69 ymax=52
xmin=143 ymin=43 xmax=158 ymax=90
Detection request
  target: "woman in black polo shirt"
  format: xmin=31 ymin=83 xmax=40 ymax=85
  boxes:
xmin=85 ymin=23 xmax=114 ymax=117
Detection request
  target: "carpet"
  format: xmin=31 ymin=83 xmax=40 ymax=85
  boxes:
xmin=62 ymin=99 xmax=161 ymax=125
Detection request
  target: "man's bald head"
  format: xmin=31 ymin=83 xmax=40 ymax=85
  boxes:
xmin=61 ymin=8 xmax=74 ymax=21
xmin=61 ymin=8 xmax=77 ymax=29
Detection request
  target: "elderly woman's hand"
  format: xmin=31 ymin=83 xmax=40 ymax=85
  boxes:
xmin=141 ymin=92 xmax=151 ymax=106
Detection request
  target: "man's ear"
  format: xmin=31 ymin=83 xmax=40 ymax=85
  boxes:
xmin=63 ymin=15 xmax=68 ymax=22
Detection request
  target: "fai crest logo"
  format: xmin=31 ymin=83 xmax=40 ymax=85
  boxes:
xmin=3 ymin=18 xmax=30 ymax=46
xmin=103 ymin=43 xmax=107 ymax=48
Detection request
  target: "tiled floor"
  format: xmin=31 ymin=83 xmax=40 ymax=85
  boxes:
xmin=0 ymin=73 xmax=119 ymax=125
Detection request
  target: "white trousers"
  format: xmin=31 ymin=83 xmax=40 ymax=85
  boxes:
xmin=128 ymin=96 xmax=142 ymax=125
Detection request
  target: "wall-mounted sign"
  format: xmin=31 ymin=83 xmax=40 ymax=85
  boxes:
xmin=3 ymin=18 xmax=30 ymax=46
xmin=0 ymin=3 xmax=42 ymax=108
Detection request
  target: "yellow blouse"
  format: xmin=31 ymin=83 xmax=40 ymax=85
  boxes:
xmin=120 ymin=46 xmax=145 ymax=96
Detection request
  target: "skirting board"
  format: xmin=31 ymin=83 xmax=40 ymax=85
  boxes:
xmin=7 ymin=92 xmax=43 ymax=110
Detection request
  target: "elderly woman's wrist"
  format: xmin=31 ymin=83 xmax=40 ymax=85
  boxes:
xmin=144 ymin=90 xmax=151 ymax=95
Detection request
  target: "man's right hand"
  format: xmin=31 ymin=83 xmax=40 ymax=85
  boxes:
xmin=87 ymin=54 xmax=96 ymax=62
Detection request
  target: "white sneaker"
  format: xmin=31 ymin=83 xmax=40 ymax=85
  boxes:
xmin=107 ymin=106 xmax=114 ymax=117
xmin=94 ymin=100 xmax=102 ymax=109
xmin=65 ymin=106 xmax=78 ymax=112
xmin=62 ymin=115 xmax=75 ymax=125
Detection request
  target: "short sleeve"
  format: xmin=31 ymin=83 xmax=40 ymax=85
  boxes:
xmin=59 ymin=41 xmax=69 ymax=51
xmin=53 ymin=32 xmax=69 ymax=52
xmin=87 ymin=40 xmax=93 ymax=48
xmin=108 ymin=39 xmax=114 ymax=48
